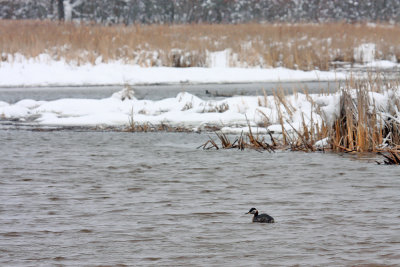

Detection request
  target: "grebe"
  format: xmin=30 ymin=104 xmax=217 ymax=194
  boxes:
xmin=246 ymin=208 xmax=274 ymax=223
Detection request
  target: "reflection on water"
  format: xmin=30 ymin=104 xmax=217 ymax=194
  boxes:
xmin=0 ymin=130 xmax=399 ymax=266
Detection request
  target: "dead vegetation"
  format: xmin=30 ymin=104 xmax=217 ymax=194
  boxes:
xmin=127 ymin=113 xmax=191 ymax=133
xmin=198 ymin=77 xmax=400 ymax=164
xmin=125 ymin=122 xmax=192 ymax=133
xmin=377 ymin=149 xmax=400 ymax=165
xmin=1 ymin=20 xmax=400 ymax=69
xmin=198 ymin=121 xmax=276 ymax=152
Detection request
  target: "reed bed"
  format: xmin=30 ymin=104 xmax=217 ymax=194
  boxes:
xmin=126 ymin=118 xmax=191 ymax=133
xmin=198 ymin=130 xmax=276 ymax=152
xmin=199 ymin=76 xmax=400 ymax=165
xmin=125 ymin=122 xmax=192 ymax=133
xmin=377 ymin=149 xmax=400 ymax=165
xmin=1 ymin=20 xmax=400 ymax=70
xmin=267 ymin=77 xmax=400 ymax=154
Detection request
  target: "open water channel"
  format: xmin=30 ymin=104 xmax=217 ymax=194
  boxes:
xmin=0 ymin=84 xmax=399 ymax=266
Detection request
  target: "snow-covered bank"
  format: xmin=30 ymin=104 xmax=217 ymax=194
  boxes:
xmin=0 ymin=56 xmax=347 ymax=87
xmin=1 ymin=86 xmax=399 ymax=139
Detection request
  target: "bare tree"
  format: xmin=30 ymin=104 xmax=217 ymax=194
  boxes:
xmin=62 ymin=0 xmax=83 ymax=21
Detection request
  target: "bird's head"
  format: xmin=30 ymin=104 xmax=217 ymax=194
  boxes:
xmin=246 ymin=208 xmax=258 ymax=215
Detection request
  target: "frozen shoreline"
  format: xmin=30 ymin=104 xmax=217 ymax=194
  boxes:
xmin=1 ymin=56 xmax=399 ymax=140
xmin=1 ymin=53 xmax=398 ymax=87
xmin=0 ymin=56 xmax=348 ymax=87
xmin=1 ymin=85 xmax=398 ymax=138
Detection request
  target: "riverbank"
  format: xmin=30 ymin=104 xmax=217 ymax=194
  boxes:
xmin=0 ymin=55 xmax=347 ymax=87
xmin=1 ymin=78 xmax=400 ymax=153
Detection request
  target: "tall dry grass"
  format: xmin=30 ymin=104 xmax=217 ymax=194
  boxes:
xmin=1 ymin=20 xmax=400 ymax=69
xmin=266 ymin=77 xmax=400 ymax=153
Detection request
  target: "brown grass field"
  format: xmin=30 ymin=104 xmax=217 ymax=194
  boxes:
xmin=1 ymin=20 xmax=399 ymax=70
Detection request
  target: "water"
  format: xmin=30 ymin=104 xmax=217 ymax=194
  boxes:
xmin=0 ymin=81 xmax=339 ymax=103
xmin=1 ymin=85 xmax=400 ymax=265
xmin=1 ymin=130 xmax=399 ymax=266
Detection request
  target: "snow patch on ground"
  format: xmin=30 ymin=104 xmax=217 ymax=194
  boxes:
xmin=0 ymin=54 xmax=347 ymax=87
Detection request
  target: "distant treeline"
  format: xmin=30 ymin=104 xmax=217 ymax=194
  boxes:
xmin=1 ymin=0 xmax=399 ymax=24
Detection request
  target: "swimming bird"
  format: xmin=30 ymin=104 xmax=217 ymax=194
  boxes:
xmin=246 ymin=208 xmax=274 ymax=223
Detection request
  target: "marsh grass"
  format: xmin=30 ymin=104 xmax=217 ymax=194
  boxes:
xmin=201 ymin=76 xmax=400 ymax=159
xmin=329 ymin=78 xmax=400 ymax=153
xmin=198 ymin=118 xmax=276 ymax=152
xmin=1 ymin=20 xmax=400 ymax=69
xmin=376 ymin=150 xmax=400 ymax=164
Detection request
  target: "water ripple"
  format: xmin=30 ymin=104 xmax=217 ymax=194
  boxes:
xmin=0 ymin=131 xmax=399 ymax=266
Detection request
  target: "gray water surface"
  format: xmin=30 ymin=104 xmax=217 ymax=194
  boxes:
xmin=1 ymin=85 xmax=399 ymax=266
xmin=0 ymin=130 xmax=399 ymax=266
xmin=0 ymin=81 xmax=339 ymax=103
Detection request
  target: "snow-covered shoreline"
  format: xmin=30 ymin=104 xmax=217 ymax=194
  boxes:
xmin=1 ymin=55 xmax=399 ymax=143
xmin=1 ymin=85 xmax=398 ymax=138
xmin=0 ymin=56 xmax=348 ymax=87
xmin=1 ymin=52 xmax=398 ymax=87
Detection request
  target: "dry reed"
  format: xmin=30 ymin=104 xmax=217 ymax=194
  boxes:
xmin=1 ymin=20 xmax=400 ymax=69
xmin=277 ymin=77 xmax=400 ymax=156
xmin=201 ymin=77 xmax=400 ymax=158
xmin=198 ymin=118 xmax=277 ymax=152
xmin=377 ymin=149 xmax=400 ymax=165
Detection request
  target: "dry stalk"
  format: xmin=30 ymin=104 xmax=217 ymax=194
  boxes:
xmin=2 ymin=20 xmax=400 ymax=69
xmin=377 ymin=149 xmax=400 ymax=165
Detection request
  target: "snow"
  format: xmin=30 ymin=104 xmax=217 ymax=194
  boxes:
xmin=354 ymin=43 xmax=376 ymax=63
xmin=1 ymin=87 xmax=398 ymax=138
xmin=207 ymin=49 xmax=231 ymax=67
xmin=0 ymin=54 xmax=346 ymax=87
xmin=1 ymin=53 xmax=398 ymax=139
xmin=315 ymin=137 xmax=329 ymax=148
xmin=364 ymin=60 xmax=398 ymax=69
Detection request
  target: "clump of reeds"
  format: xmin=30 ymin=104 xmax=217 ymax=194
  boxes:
xmin=198 ymin=118 xmax=277 ymax=152
xmin=266 ymin=76 xmax=400 ymax=154
xmin=330 ymin=85 xmax=378 ymax=152
xmin=328 ymin=77 xmax=400 ymax=153
xmin=200 ymin=76 xmax=400 ymax=159
xmin=197 ymin=130 xmax=276 ymax=152
xmin=125 ymin=121 xmax=192 ymax=133
xmin=267 ymin=87 xmax=328 ymax=152
xmin=127 ymin=110 xmax=192 ymax=132
xmin=1 ymin=20 xmax=400 ymax=69
xmin=376 ymin=149 xmax=400 ymax=165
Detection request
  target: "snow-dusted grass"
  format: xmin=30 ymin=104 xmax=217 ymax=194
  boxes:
xmin=1 ymin=79 xmax=400 ymax=152
xmin=1 ymin=20 xmax=399 ymax=70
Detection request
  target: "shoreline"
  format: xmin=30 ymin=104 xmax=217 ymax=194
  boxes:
xmin=0 ymin=59 xmax=347 ymax=87
xmin=0 ymin=57 xmax=397 ymax=88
